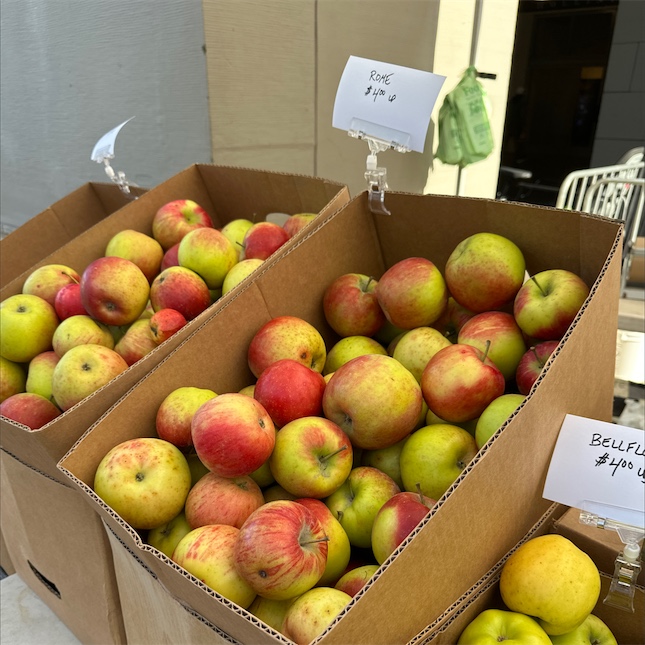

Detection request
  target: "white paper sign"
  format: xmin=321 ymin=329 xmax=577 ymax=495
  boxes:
xmin=332 ymin=56 xmax=445 ymax=153
xmin=543 ymin=414 xmax=645 ymax=528
xmin=90 ymin=117 xmax=135 ymax=163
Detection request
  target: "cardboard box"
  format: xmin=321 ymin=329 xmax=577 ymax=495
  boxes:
xmin=1 ymin=165 xmax=349 ymax=483
xmin=411 ymin=507 xmax=645 ymax=645
xmin=0 ymin=450 xmax=126 ymax=644
xmin=59 ymin=191 xmax=623 ymax=645
xmin=0 ymin=524 xmax=15 ymax=576
xmin=0 ymin=166 xmax=348 ymax=644
xmin=627 ymin=236 xmax=645 ymax=287
xmin=0 ymin=182 xmax=147 ymax=288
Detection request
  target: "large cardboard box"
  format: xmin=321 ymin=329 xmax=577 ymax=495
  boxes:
xmin=1 ymin=166 xmax=348 ymax=644
xmin=59 ymin=191 xmax=623 ymax=644
xmin=411 ymin=506 xmax=645 ymax=645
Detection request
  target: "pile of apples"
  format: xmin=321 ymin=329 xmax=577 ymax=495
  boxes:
xmin=457 ymin=533 xmax=617 ymax=644
xmin=0 ymin=200 xmax=317 ymax=428
xmin=90 ymin=231 xmax=592 ymax=644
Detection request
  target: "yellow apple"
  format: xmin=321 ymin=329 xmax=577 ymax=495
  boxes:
xmin=323 ymin=335 xmax=388 ymax=375
xmin=222 ymin=258 xmax=263 ymax=295
xmin=147 ymin=511 xmax=192 ymax=559
xmin=0 ymin=356 xmax=27 ymax=402
xmin=52 ymin=314 xmax=114 ymax=356
xmin=457 ymin=608 xmax=551 ymax=644
xmin=0 ymin=294 xmax=59 ymax=363
xmin=499 ymin=534 xmax=601 ymax=635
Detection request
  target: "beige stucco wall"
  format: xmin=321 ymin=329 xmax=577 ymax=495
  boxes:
xmin=202 ymin=0 xmax=519 ymax=199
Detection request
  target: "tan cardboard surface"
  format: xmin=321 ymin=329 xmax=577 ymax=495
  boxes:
xmin=59 ymin=191 xmax=623 ymax=645
xmin=1 ymin=165 xmax=349 ymax=483
xmin=0 ymin=524 xmax=15 ymax=576
xmin=0 ymin=183 xmax=146 ymax=287
xmin=554 ymin=507 xmax=645 ymax=585
xmin=0 ymin=450 xmax=125 ymax=645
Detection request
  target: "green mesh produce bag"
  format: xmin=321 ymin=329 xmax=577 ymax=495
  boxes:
xmin=435 ymin=66 xmax=493 ymax=168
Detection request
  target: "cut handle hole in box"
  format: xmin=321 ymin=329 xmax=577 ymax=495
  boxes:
xmin=28 ymin=560 xmax=61 ymax=599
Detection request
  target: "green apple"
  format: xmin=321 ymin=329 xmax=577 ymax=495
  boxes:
xmin=513 ymin=269 xmax=590 ymax=341
xmin=322 ymin=354 xmax=423 ymax=450
xmin=105 ymin=228 xmax=164 ymax=283
xmin=457 ymin=608 xmax=551 ymax=644
xmin=0 ymin=356 xmax=27 ymax=403
xmin=178 ymin=227 xmax=238 ymax=290
xmin=549 ymin=614 xmax=618 ymax=645
xmin=475 ymin=393 xmax=526 ymax=449
xmin=400 ymin=424 xmax=478 ymax=500
xmin=248 ymin=595 xmax=296 ymax=634
xmin=52 ymin=314 xmax=114 ymax=356
xmin=392 ymin=326 xmax=453 ymax=383
xmin=173 ymin=524 xmax=257 ymax=608
xmin=0 ymin=293 xmax=59 ymax=363
xmin=360 ymin=437 xmax=407 ymax=490
xmin=445 ymin=232 xmax=526 ymax=313
xmin=155 ymin=386 xmax=218 ymax=449
xmin=221 ymin=218 xmax=254 ymax=256
xmin=296 ymin=498 xmax=351 ymax=588
xmin=249 ymin=459 xmax=275 ymax=488
xmin=51 ymin=344 xmax=129 ymax=411
xmin=222 ymin=258 xmax=263 ymax=295
xmin=282 ymin=587 xmax=352 ymax=644
xmin=185 ymin=451 xmax=210 ymax=487
xmin=457 ymin=311 xmax=527 ymax=381
xmin=94 ymin=437 xmax=192 ymax=530
xmin=500 ymin=534 xmax=601 ymax=635
xmin=325 ymin=466 xmax=400 ymax=549
xmin=323 ymin=335 xmax=387 ymax=375
xmin=269 ymin=416 xmax=353 ymax=499
xmin=147 ymin=510 xmax=192 ymax=559
xmin=26 ymin=350 xmax=60 ymax=402
xmin=375 ymin=257 xmax=448 ymax=330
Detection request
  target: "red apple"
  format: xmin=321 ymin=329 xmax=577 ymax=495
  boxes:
xmin=151 ymin=199 xmax=214 ymax=251
xmin=444 ymin=232 xmax=526 ymax=313
xmin=156 ymin=386 xmax=218 ymax=448
xmin=149 ymin=308 xmax=187 ymax=344
xmin=421 ymin=343 xmax=505 ymax=423
xmin=54 ymin=283 xmax=88 ymax=320
xmin=184 ymin=472 xmax=264 ymax=530
xmin=515 ymin=340 xmax=560 ymax=395
xmin=513 ymin=269 xmax=590 ymax=341
xmin=283 ymin=212 xmax=317 ymax=238
xmin=80 ymin=256 xmax=150 ymax=326
xmin=149 ymin=266 xmax=212 ymax=321
xmin=160 ymin=243 xmax=180 ymax=271
xmin=192 ymin=393 xmax=276 ymax=478
xmin=431 ymin=296 xmax=475 ymax=343
xmin=269 ymin=416 xmax=353 ymax=499
xmin=370 ymin=488 xmax=436 ymax=565
xmin=322 ymin=354 xmax=423 ymax=450
xmin=242 ymin=221 xmax=290 ymax=261
xmin=247 ymin=315 xmax=327 ymax=378
xmin=323 ymin=273 xmax=386 ymax=338
xmin=0 ymin=392 xmax=61 ymax=429
xmin=253 ymin=358 xmax=326 ymax=428
xmin=114 ymin=318 xmax=158 ymax=366
xmin=234 ymin=500 xmax=328 ymax=600
xmin=22 ymin=263 xmax=81 ymax=307
xmin=457 ymin=311 xmax=527 ymax=382
xmin=375 ymin=257 xmax=448 ymax=330
xmin=334 ymin=564 xmax=379 ymax=597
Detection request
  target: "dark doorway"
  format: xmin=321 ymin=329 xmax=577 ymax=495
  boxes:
xmin=498 ymin=0 xmax=619 ymax=205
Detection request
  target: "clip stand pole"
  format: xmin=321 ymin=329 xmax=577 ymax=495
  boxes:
xmin=100 ymin=156 xmax=136 ymax=196
xmin=579 ymin=510 xmax=644 ymax=612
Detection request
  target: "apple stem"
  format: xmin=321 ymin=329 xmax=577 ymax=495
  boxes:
xmin=363 ymin=276 xmax=375 ymax=292
xmin=415 ymin=483 xmax=425 ymax=504
xmin=319 ymin=445 xmax=348 ymax=464
xmin=63 ymin=272 xmax=80 ymax=284
xmin=531 ymin=346 xmax=545 ymax=368
xmin=300 ymin=536 xmax=330 ymax=546
xmin=530 ymin=275 xmax=547 ymax=296
xmin=481 ymin=339 xmax=492 ymax=363
xmin=336 ymin=510 xmax=344 ymax=523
